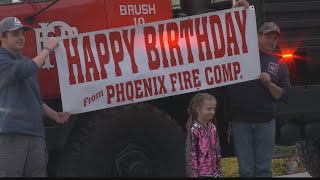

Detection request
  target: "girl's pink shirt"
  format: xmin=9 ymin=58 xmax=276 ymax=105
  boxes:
xmin=186 ymin=120 xmax=222 ymax=177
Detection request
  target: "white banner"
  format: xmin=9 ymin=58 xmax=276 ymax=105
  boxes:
xmin=55 ymin=6 xmax=260 ymax=114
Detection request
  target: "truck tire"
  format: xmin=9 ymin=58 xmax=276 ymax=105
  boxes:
xmin=297 ymin=139 xmax=320 ymax=177
xmin=49 ymin=103 xmax=186 ymax=177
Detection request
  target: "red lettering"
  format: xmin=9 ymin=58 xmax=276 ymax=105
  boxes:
xmin=180 ymin=19 xmax=195 ymax=63
xmin=115 ymin=83 xmax=125 ymax=103
xmin=158 ymin=75 xmax=167 ymax=94
xmin=159 ymin=24 xmax=169 ymax=68
xmin=126 ymin=82 xmax=134 ymax=101
xmin=235 ymin=10 xmax=248 ymax=54
xmin=167 ymin=22 xmax=183 ymax=67
xmin=192 ymin=69 xmax=201 ymax=88
xmin=195 ymin=17 xmax=213 ymax=61
xmin=106 ymin=85 xmax=115 ymax=104
xmin=84 ymin=97 xmax=88 ymax=107
xmin=110 ymin=31 xmax=124 ymax=77
xmin=169 ymin=73 xmax=177 ymax=92
xmin=95 ymin=34 xmax=110 ymax=80
xmin=152 ymin=77 xmax=159 ymax=95
xmin=144 ymin=26 xmax=160 ymax=70
xmin=209 ymin=15 xmax=226 ymax=59
xmin=64 ymin=38 xmax=84 ymax=85
xmin=177 ymin=72 xmax=184 ymax=91
xmin=214 ymin=65 xmax=222 ymax=83
xmin=205 ymin=67 xmax=214 ymax=85
xmin=83 ymin=36 xmax=100 ymax=82
xmin=183 ymin=71 xmax=192 ymax=90
xmin=134 ymin=79 xmax=143 ymax=99
xmin=233 ymin=62 xmax=241 ymax=80
xmin=222 ymin=63 xmax=234 ymax=82
xmin=123 ymin=29 xmax=139 ymax=73
xmin=225 ymin=13 xmax=240 ymax=56
xmin=143 ymin=78 xmax=153 ymax=97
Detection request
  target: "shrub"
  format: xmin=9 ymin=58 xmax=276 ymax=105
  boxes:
xmin=273 ymin=145 xmax=298 ymax=158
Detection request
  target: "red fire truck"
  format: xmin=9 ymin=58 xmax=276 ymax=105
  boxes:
xmin=0 ymin=0 xmax=319 ymax=177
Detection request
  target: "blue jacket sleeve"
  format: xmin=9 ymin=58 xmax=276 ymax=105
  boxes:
xmin=0 ymin=54 xmax=38 ymax=84
xmin=278 ymin=62 xmax=292 ymax=103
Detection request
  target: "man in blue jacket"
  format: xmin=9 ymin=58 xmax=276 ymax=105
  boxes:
xmin=0 ymin=17 xmax=70 ymax=177
xmin=227 ymin=22 xmax=292 ymax=177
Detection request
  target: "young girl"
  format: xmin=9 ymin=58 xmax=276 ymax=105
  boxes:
xmin=185 ymin=93 xmax=222 ymax=178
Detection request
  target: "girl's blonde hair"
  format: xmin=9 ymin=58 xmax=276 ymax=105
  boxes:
xmin=185 ymin=93 xmax=216 ymax=130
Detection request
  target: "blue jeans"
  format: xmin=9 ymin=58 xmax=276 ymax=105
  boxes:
xmin=231 ymin=119 xmax=275 ymax=177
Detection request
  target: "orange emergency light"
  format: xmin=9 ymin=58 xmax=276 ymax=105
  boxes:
xmin=280 ymin=48 xmax=296 ymax=63
xmin=282 ymin=54 xmax=293 ymax=58
xmin=281 ymin=53 xmax=294 ymax=63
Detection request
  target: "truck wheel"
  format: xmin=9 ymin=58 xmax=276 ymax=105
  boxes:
xmin=50 ymin=103 xmax=186 ymax=177
xmin=297 ymin=139 xmax=320 ymax=177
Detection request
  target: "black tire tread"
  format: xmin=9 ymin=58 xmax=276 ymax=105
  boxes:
xmin=52 ymin=102 xmax=185 ymax=177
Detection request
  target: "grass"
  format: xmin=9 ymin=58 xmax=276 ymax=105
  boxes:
xmin=221 ymin=157 xmax=305 ymax=177
xmin=221 ymin=157 xmax=238 ymax=177
xmin=221 ymin=145 xmax=305 ymax=177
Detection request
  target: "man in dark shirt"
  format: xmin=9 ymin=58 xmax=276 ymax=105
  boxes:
xmin=0 ymin=17 xmax=70 ymax=177
xmin=227 ymin=22 xmax=292 ymax=177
